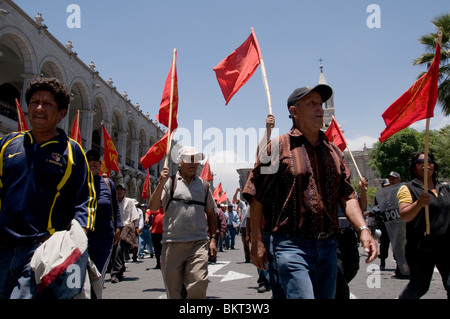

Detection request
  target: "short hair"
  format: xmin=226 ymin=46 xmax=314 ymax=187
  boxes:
xmin=25 ymin=77 xmax=71 ymax=111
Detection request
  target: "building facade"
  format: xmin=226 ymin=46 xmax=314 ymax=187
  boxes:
xmin=0 ymin=0 xmax=179 ymax=202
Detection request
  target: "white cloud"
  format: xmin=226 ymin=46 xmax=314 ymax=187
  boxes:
xmin=346 ymin=136 xmax=378 ymax=151
xmin=207 ymin=150 xmax=253 ymax=196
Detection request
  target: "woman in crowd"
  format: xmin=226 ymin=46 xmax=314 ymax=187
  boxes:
xmin=397 ymin=151 xmax=450 ymax=299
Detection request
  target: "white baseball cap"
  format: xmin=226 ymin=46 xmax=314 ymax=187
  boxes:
xmin=177 ymin=146 xmax=204 ymax=164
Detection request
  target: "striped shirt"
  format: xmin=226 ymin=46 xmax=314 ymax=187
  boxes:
xmin=243 ymin=127 xmax=356 ymax=236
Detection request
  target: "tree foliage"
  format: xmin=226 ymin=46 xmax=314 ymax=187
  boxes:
xmin=369 ymin=126 xmax=450 ymax=182
xmin=414 ymin=13 xmax=450 ymax=116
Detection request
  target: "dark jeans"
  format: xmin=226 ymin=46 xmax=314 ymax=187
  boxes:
xmin=399 ymin=239 xmax=450 ymax=299
xmin=0 ymin=243 xmax=40 ymax=299
xmin=273 ymin=233 xmax=337 ymax=299
xmin=151 ymin=233 xmax=163 ymax=267
xmin=335 ymin=229 xmax=360 ymax=299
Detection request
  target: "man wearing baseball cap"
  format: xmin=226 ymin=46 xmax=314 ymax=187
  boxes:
xmin=243 ymin=84 xmax=377 ymax=299
xmin=149 ymin=146 xmax=217 ymax=299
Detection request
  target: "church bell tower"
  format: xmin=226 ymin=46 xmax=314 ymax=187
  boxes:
xmin=319 ymin=60 xmax=335 ymax=132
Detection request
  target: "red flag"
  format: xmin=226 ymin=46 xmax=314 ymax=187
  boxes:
xmin=213 ymin=29 xmax=262 ymax=105
xmin=213 ymin=183 xmax=222 ymax=202
xmin=70 ymin=110 xmax=82 ymax=144
xmin=101 ymin=124 xmax=120 ymax=177
xmin=325 ymin=116 xmax=347 ymax=152
xmin=200 ymin=157 xmax=213 ymax=181
xmin=156 ymin=51 xmax=178 ymax=131
xmin=15 ymin=98 xmax=29 ymax=131
xmin=140 ymin=132 xmax=169 ymax=170
xmin=218 ymin=191 xmax=227 ymax=204
xmin=142 ymin=170 xmax=151 ymax=200
xmin=379 ymin=42 xmax=441 ymax=142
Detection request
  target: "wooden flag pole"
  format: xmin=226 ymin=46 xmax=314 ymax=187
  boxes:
xmin=330 ymin=116 xmax=364 ymax=181
xmin=251 ymin=27 xmax=272 ymax=115
xmin=164 ymin=48 xmax=177 ymax=168
xmin=423 ymin=118 xmax=431 ymax=235
xmin=423 ymin=31 xmax=442 ymax=235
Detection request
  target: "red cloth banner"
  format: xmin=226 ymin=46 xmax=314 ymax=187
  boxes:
xmin=213 ymin=182 xmax=222 ymax=202
xmin=101 ymin=124 xmax=120 ymax=177
xmin=200 ymin=157 xmax=213 ymax=181
xmin=15 ymin=98 xmax=29 ymax=131
xmin=213 ymin=31 xmax=261 ymax=105
xmin=70 ymin=110 xmax=82 ymax=144
xmin=142 ymin=170 xmax=151 ymax=200
xmin=379 ymin=42 xmax=441 ymax=142
xmin=156 ymin=52 xmax=178 ymax=131
xmin=140 ymin=131 xmax=169 ymax=170
xmin=325 ymin=116 xmax=347 ymax=152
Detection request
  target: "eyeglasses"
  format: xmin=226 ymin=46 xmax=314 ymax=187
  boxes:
xmin=416 ymin=158 xmax=433 ymax=164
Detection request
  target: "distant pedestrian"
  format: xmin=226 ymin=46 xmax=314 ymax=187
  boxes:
xmin=149 ymin=207 xmax=164 ymax=269
xmin=86 ymin=149 xmax=121 ymax=285
xmin=109 ymin=184 xmax=139 ymax=283
xmin=225 ymin=204 xmax=240 ymax=250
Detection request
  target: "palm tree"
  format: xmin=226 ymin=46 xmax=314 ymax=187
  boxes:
xmin=413 ymin=13 xmax=450 ymax=115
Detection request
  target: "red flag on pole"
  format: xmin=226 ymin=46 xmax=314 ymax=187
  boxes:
xmin=213 ymin=30 xmax=262 ymax=105
xmin=70 ymin=110 xmax=82 ymax=144
xmin=101 ymin=124 xmax=120 ymax=177
xmin=200 ymin=157 xmax=213 ymax=181
xmin=140 ymin=131 xmax=170 ymax=170
xmin=15 ymin=98 xmax=29 ymax=131
xmin=156 ymin=51 xmax=178 ymax=131
xmin=218 ymin=191 xmax=227 ymax=204
xmin=379 ymin=42 xmax=441 ymax=142
xmin=213 ymin=182 xmax=222 ymax=202
xmin=325 ymin=116 xmax=347 ymax=152
xmin=142 ymin=170 xmax=151 ymax=200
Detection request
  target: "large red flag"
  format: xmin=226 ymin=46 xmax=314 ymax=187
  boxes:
xmin=101 ymin=124 xmax=120 ymax=177
xmin=140 ymin=131 xmax=169 ymax=170
xmin=156 ymin=52 xmax=178 ymax=131
xmin=213 ymin=30 xmax=262 ymax=105
xmin=70 ymin=110 xmax=82 ymax=144
xmin=325 ymin=116 xmax=347 ymax=152
xmin=15 ymin=98 xmax=29 ymax=131
xmin=379 ymin=42 xmax=441 ymax=142
xmin=212 ymin=182 xmax=222 ymax=202
xmin=142 ymin=170 xmax=151 ymax=200
xmin=200 ymin=157 xmax=213 ymax=181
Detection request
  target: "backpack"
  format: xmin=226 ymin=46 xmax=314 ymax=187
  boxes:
xmin=165 ymin=175 xmax=209 ymax=211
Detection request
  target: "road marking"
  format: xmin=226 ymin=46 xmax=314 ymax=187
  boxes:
xmin=157 ymin=261 xmax=253 ymax=298
xmin=208 ymin=261 xmax=253 ymax=282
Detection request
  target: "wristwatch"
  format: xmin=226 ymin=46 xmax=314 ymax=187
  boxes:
xmin=358 ymin=226 xmax=370 ymax=236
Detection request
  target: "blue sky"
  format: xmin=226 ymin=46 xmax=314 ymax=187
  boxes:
xmin=14 ymin=0 xmax=450 ymax=194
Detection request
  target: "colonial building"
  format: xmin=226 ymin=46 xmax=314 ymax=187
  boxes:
xmin=236 ymin=64 xmax=379 ymax=196
xmin=0 ymin=0 xmax=179 ymax=201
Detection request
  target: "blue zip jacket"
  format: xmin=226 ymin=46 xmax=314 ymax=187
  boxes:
xmin=0 ymin=129 xmax=96 ymax=245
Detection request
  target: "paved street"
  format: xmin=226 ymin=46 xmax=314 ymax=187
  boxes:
xmin=102 ymin=236 xmax=447 ymax=300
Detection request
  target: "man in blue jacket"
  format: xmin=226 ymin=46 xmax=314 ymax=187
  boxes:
xmin=0 ymin=77 xmax=97 ymax=299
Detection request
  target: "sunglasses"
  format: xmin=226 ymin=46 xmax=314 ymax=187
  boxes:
xmin=416 ymin=158 xmax=433 ymax=164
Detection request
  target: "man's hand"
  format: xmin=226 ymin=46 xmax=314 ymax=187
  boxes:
xmin=250 ymin=239 xmax=268 ymax=270
xmin=360 ymin=229 xmax=378 ymax=263
xmin=209 ymin=239 xmax=217 ymax=260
